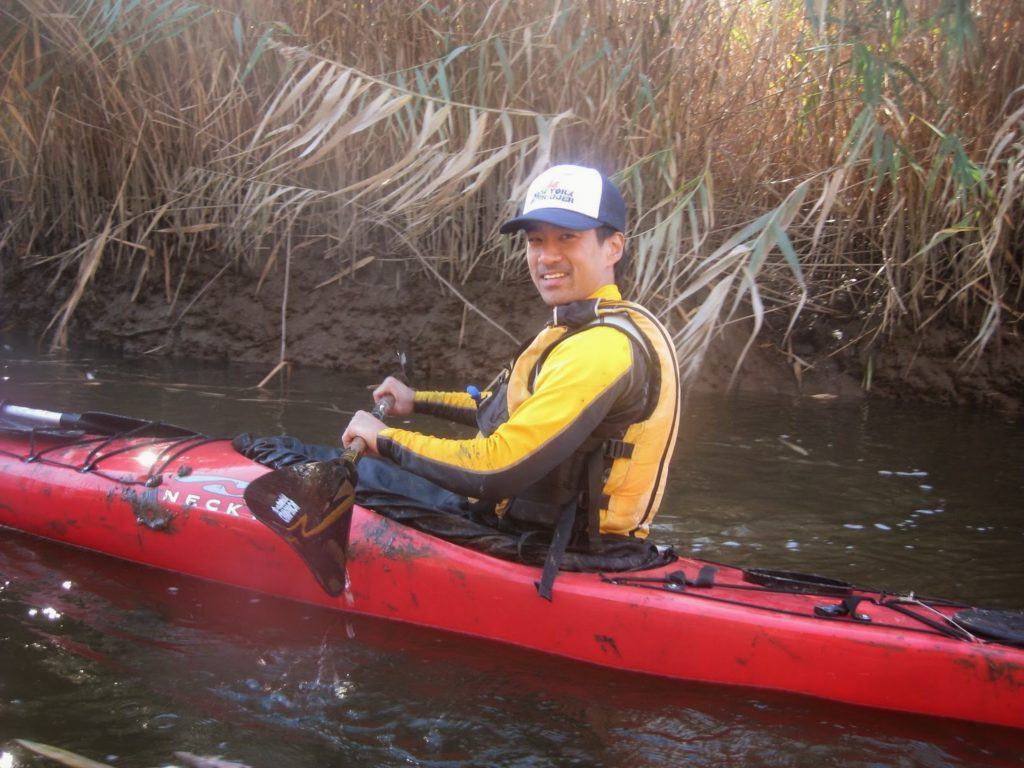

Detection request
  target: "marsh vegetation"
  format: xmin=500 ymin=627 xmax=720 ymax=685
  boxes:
xmin=1 ymin=1 xmax=1021 ymax=398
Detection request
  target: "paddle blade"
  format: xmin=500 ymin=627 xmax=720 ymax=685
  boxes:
xmin=244 ymin=459 xmax=357 ymax=596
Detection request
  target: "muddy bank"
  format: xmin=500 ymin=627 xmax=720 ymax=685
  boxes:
xmin=2 ymin=255 xmax=1022 ymax=412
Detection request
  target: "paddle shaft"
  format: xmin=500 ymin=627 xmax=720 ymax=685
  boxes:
xmin=340 ymin=395 xmax=394 ymax=462
xmin=0 ymin=402 xmax=196 ymax=438
xmin=1 ymin=404 xmax=74 ymax=429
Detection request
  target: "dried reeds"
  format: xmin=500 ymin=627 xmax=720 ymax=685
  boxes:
xmin=1 ymin=0 xmax=1021 ymax=381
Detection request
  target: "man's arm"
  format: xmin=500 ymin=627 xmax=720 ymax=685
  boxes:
xmin=413 ymin=389 xmax=480 ymax=425
xmin=342 ymin=376 xmax=479 ymax=456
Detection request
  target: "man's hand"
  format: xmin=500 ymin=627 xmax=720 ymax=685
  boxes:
xmin=340 ymin=377 xmax=412 ymax=456
xmin=341 ymin=410 xmax=386 ymax=456
xmin=372 ymin=376 xmax=415 ymax=416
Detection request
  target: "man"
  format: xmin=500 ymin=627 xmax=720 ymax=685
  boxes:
xmin=342 ymin=164 xmax=680 ymax=566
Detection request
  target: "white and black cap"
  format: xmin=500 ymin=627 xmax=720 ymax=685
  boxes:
xmin=499 ymin=164 xmax=626 ymax=234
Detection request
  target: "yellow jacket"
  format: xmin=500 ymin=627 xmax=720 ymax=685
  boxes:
xmin=377 ymin=284 xmax=680 ymax=537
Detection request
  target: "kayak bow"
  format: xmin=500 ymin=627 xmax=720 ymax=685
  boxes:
xmin=0 ymin=404 xmax=1021 ymax=729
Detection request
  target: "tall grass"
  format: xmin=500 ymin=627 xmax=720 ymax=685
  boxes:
xmin=1 ymin=0 xmax=1021 ymax=380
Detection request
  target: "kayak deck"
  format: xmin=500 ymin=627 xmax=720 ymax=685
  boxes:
xmin=0 ymin=421 xmax=1022 ymax=729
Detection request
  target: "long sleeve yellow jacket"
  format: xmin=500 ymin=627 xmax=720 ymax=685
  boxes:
xmin=377 ymin=285 xmax=680 ymax=538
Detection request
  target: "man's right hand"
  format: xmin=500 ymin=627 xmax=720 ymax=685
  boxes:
xmin=372 ymin=376 xmax=415 ymax=416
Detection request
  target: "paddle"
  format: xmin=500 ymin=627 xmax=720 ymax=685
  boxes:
xmin=0 ymin=402 xmax=196 ymax=438
xmin=242 ymin=395 xmax=393 ymax=596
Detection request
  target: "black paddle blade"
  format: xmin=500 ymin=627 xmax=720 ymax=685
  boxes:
xmin=75 ymin=410 xmax=198 ymax=438
xmin=243 ymin=459 xmax=358 ymax=596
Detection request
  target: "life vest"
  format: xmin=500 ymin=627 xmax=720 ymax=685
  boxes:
xmin=477 ymin=296 xmax=680 ymax=541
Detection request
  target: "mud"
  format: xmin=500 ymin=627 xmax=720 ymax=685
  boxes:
xmin=2 ymin=254 xmax=1022 ymax=412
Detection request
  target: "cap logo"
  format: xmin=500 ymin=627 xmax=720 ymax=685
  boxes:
xmin=522 ymin=167 xmax=602 ymax=219
xmin=530 ymin=178 xmax=576 ymax=207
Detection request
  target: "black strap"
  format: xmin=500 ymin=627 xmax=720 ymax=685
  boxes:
xmin=604 ymin=438 xmax=634 ymax=459
xmin=695 ymin=565 xmax=718 ymax=588
xmin=585 ymin=449 xmax=605 ymax=552
xmin=536 ymin=439 xmax=630 ymax=598
xmin=581 ymin=437 xmax=636 ymax=553
xmin=535 ymin=501 xmax=578 ymax=601
xmin=814 ymin=596 xmax=872 ymax=621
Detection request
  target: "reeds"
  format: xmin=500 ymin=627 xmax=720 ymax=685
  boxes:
xmin=1 ymin=0 xmax=1020 ymax=380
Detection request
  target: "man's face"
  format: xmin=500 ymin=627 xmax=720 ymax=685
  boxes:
xmin=524 ymin=223 xmax=624 ymax=306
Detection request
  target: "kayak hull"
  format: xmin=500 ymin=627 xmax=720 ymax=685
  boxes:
xmin=0 ymin=426 xmax=1021 ymax=729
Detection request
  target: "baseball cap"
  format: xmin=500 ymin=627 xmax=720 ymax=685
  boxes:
xmin=499 ymin=164 xmax=626 ymax=234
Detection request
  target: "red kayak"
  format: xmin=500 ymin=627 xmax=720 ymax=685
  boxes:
xmin=0 ymin=404 xmax=1022 ymax=729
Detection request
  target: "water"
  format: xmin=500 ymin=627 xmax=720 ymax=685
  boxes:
xmin=667 ymin=393 xmax=1024 ymax=606
xmin=1 ymin=344 xmax=1023 ymax=767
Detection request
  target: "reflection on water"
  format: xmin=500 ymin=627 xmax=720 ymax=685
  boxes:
xmin=1 ymin=343 xmax=1023 ymax=766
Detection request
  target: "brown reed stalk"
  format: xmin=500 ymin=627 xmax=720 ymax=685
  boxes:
xmin=0 ymin=0 xmax=1020 ymax=382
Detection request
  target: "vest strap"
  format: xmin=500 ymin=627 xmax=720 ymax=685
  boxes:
xmin=535 ymin=501 xmax=577 ymax=601
xmin=604 ymin=438 xmax=634 ymax=459
xmin=586 ymin=449 xmax=605 ymax=552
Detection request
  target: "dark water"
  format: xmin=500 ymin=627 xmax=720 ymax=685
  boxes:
xmin=1 ymin=345 xmax=1023 ymax=767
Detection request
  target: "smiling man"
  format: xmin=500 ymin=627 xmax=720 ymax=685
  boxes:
xmin=342 ymin=165 xmax=681 ymax=593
